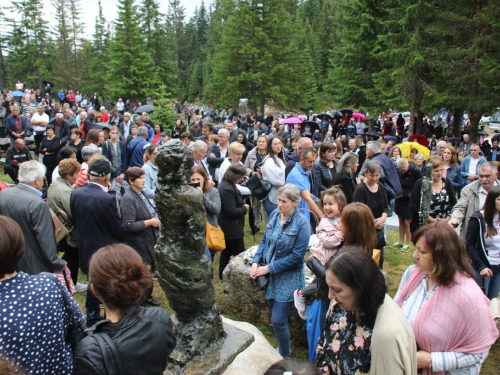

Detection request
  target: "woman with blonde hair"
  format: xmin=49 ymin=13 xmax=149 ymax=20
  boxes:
xmin=218 ymin=142 xmax=253 ymax=195
xmin=388 ymin=145 xmax=402 ymax=162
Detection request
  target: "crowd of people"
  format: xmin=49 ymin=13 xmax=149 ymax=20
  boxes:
xmin=0 ymin=93 xmax=499 ymax=375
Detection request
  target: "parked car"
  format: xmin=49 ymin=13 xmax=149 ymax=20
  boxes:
xmin=480 ymin=115 xmax=492 ymax=124
xmin=489 ymin=113 xmax=500 ymax=132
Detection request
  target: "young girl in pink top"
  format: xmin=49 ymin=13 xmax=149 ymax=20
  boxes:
xmin=294 ymin=186 xmax=346 ymax=362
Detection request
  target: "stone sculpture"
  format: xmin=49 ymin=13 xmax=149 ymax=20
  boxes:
xmin=154 ymin=139 xmax=225 ymax=371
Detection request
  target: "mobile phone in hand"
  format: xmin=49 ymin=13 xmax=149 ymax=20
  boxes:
xmin=189 ymin=182 xmax=200 ymax=188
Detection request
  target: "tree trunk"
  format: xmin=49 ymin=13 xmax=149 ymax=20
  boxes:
xmin=453 ymin=107 xmax=462 ymax=138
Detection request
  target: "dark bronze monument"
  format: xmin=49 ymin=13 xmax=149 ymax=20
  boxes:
xmin=155 ymin=139 xmax=252 ymax=374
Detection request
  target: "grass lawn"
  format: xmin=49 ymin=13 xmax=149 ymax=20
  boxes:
xmin=0 ymin=164 xmax=14 ymax=184
xmin=70 ymin=226 xmax=500 ymax=373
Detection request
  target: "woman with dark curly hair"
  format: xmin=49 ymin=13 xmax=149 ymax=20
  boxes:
xmin=73 ymin=244 xmax=176 ymax=374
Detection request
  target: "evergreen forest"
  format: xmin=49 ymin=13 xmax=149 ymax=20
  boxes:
xmin=1 ymin=0 xmax=500 ymax=136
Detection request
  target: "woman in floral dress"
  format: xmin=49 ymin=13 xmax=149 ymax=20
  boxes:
xmin=409 ymin=156 xmax=457 ymax=234
xmin=317 ymin=247 xmax=416 ymax=375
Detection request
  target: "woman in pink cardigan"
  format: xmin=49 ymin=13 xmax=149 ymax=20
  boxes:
xmin=395 ymin=222 xmax=498 ymax=375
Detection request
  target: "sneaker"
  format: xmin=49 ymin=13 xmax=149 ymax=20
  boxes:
xmin=75 ymin=282 xmax=88 ymax=293
xmin=401 ymin=244 xmax=411 ymax=253
xmin=391 ymin=241 xmax=403 ymax=248
xmin=294 ymin=290 xmax=307 ymax=320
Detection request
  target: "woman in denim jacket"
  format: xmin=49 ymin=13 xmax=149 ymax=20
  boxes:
xmin=443 ymin=146 xmax=463 ymax=195
xmin=250 ymin=183 xmax=311 ymax=357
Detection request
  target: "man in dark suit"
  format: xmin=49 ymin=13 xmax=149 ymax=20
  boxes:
xmin=488 ymin=139 xmax=500 ymax=162
xmin=5 ymin=105 xmax=28 ymax=147
xmin=70 ymin=159 xmax=125 ymax=326
xmin=248 ymin=122 xmax=265 ymax=144
xmin=0 ymin=161 xmax=65 ymax=274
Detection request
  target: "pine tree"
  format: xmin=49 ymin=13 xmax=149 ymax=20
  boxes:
xmin=5 ymin=0 xmax=54 ymax=88
xmin=80 ymin=0 xmax=108 ymax=95
xmin=52 ymin=0 xmax=72 ymax=88
xmin=166 ymin=0 xmax=186 ymax=78
xmin=326 ymin=0 xmax=389 ymax=110
xmin=138 ymin=0 xmax=177 ymax=92
xmin=107 ymin=0 xmax=159 ymax=101
xmin=68 ymin=0 xmax=83 ymax=88
xmin=209 ymin=0 xmax=303 ymax=114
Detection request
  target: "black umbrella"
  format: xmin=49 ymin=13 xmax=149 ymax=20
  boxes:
xmin=365 ymin=130 xmax=381 ymax=138
xmin=318 ymin=112 xmax=332 ymax=120
xmin=329 ymin=110 xmax=343 ymax=117
xmin=135 ymin=105 xmax=154 ymax=114
xmin=92 ymin=122 xmax=112 ymax=130
xmin=340 ymin=108 xmax=353 ymax=116
xmin=42 ymin=80 xmax=54 ymax=87
xmin=477 ymin=129 xmax=489 ymax=136
xmin=300 ymin=121 xmax=319 ymax=135
xmin=303 ymin=120 xmax=318 ymax=126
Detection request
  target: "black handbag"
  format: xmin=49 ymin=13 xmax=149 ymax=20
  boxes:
xmin=251 ymin=267 xmax=269 ymax=290
xmin=42 ymin=272 xmax=86 ymax=352
xmin=375 ymin=229 xmax=386 ymax=249
xmin=250 ymin=232 xmax=283 ymax=291
xmin=246 ymin=173 xmax=272 ymax=201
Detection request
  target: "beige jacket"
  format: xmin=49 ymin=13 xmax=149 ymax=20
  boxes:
xmin=450 ymin=179 xmax=499 ymax=239
xmin=325 ymin=295 xmax=417 ymax=375
xmin=47 ymin=177 xmax=77 ymax=247
xmin=370 ymin=295 xmax=417 ymax=375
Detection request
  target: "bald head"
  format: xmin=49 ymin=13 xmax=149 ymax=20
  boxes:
xmin=14 ymin=139 xmax=25 ymax=150
xmin=297 ymin=137 xmax=313 ymax=157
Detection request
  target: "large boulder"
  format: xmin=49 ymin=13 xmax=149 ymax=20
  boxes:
xmin=223 ymin=252 xmax=308 ymax=348
xmin=221 ymin=317 xmax=282 ymax=375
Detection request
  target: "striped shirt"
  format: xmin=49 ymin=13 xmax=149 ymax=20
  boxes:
xmin=395 ymin=267 xmax=488 ymax=374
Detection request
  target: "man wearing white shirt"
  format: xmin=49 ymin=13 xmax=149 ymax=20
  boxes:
xmin=119 ymin=112 xmax=133 ymax=140
xmin=31 ymin=105 xmax=49 ymax=155
xmin=355 ymin=120 xmax=366 ymax=135
xmin=460 ymin=144 xmax=486 ymax=185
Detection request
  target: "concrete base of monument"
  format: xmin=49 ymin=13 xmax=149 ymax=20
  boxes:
xmin=164 ymin=321 xmax=255 ymax=375
xmin=221 ymin=317 xmax=283 ymax=375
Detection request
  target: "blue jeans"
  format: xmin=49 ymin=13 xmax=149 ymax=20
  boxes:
xmin=474 ymin=265 xmax=500 ymax=300
xmin=268 ymin=299 xmax=294 ymax=357
xmin=262 ymin=198 xmax=277 ymax=218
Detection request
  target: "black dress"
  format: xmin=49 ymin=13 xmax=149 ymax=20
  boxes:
xmin=333 ymin=172 xmax=357 ymax=204
xmin=40 ymin=136 xmax=61 ymax=185
xmin=395 ymin=165 xmax=422 ymax=219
